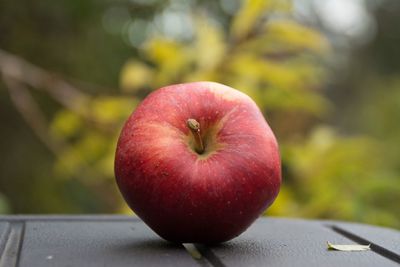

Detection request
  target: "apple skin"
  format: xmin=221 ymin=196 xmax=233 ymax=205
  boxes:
xmin=115 ymin=81 xmax=281 ymax=244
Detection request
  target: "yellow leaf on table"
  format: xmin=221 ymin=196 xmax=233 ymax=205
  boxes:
xmin=327 ymin=242 xmax=371 ymax=251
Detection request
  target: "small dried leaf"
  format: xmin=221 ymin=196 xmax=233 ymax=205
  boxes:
xmin=327 ymin=242 xmax=371 ymax=251
xmin=183 ymin=244 xmax=202 ymax=260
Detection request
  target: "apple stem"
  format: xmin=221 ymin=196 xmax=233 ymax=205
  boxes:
xmin=187 ymin=118 xmax=205 ymax=154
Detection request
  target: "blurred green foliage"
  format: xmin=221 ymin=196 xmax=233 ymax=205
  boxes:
xmin=0 ymin=0 xmax=399 ymax=228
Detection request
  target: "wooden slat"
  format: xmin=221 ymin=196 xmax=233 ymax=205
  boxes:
xmin=205 ymin=218 xmax=398 ymax=267
xmin=0 ymin=216 xmax=399 ymax=267
xmin=332 ymin=221 xmax=400 ymax=255
xmin=328 ymin=221 xmax=400 ymax=263
xmin=18 ymin=220 xmax=199 ymax=267
xmin=0 ymin=222 xmax=10 ymax=255
xmin=0 ymin=222 xmax=24 ymax=267
xmin=0 ymin=222 xmax=11 ymax=266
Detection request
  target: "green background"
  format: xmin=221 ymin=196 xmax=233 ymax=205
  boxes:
xmin=0 ymin=0 xmax=399 ymax=228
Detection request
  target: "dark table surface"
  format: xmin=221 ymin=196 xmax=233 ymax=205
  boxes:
xmin=0 ymin=215 xmax=399 ymax=267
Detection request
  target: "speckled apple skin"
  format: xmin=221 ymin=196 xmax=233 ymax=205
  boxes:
xmin=115 ymin=81 xmax=281 ymax=244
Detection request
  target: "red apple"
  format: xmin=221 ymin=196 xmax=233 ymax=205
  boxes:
xmin=115 ymin=81 xmax=281 ymax=243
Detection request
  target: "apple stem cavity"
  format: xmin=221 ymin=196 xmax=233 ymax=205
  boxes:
xmin=187 ymin=118 xmax=205 ymax=154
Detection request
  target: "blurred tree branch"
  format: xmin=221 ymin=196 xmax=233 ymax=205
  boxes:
xmin=0 ymin=49 xmax=90 ymax=115
xmin=0 ymin=49 xmax=124 ymax=187
xmin=2 ymin=76 xmax=61 ymax=154
xmin=0 ymin=49 xmax=119 ymax=154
